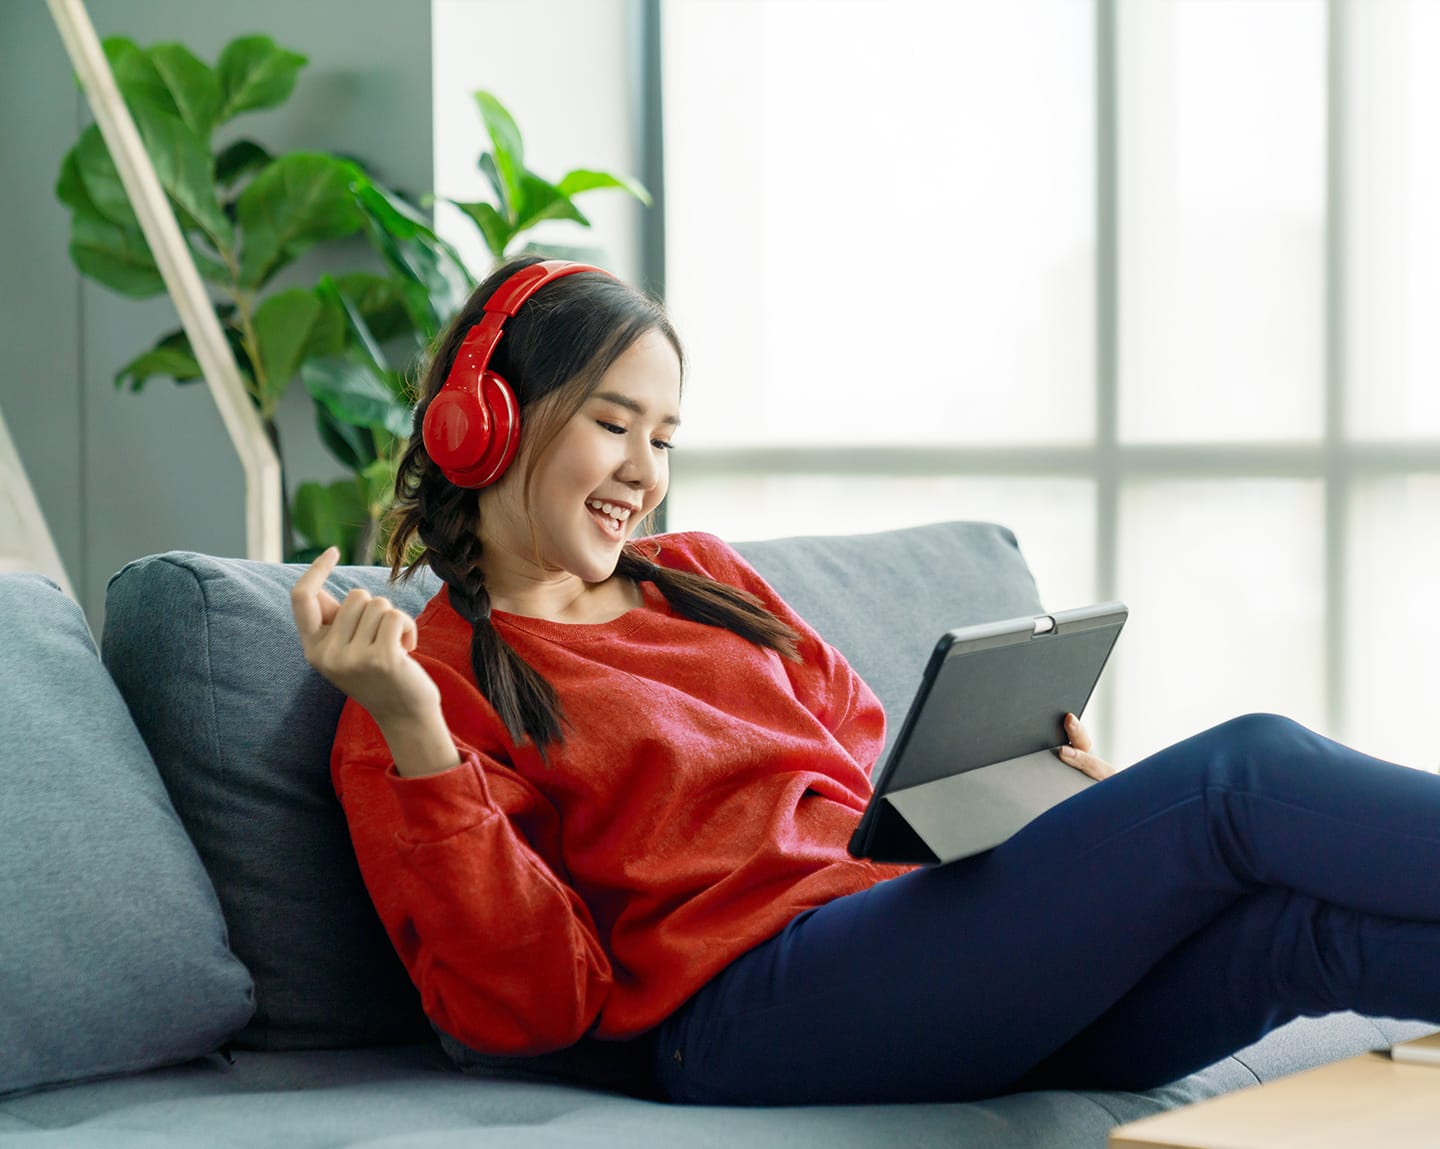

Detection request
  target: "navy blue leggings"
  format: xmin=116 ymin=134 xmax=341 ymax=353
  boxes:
xmin=651 ymin=714 xmax=1440 ymax=1105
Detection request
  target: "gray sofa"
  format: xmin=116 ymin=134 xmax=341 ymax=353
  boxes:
xmin=1 ymin=520 xmax=1430 ymax=1148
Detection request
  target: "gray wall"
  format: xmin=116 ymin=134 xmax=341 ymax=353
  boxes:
xmin=0 ymin=1 xmax=433 ymax=626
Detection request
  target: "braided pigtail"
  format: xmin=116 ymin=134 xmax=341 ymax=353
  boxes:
xmin=616 ymin=545 xmax=801 ymax=661
xmin=387 ymin=435 xmax=565 ymax=751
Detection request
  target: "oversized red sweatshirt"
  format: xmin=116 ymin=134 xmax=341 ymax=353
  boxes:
xmin=331 ymin=532 xmax=910 ymax=1056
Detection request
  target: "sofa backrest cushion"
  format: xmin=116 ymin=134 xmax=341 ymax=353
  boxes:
xmin=0 ymin=573 xmax=255 ymax=1096
xmin=734 ymin=522 xmax=1043 ymax=765
xmin=101 ymin=522 xmax=1042 ymax=1050
xmin=102 ymin=554 xmax=442 ymax=1051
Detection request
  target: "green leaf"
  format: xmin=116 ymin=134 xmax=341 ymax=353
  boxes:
xmin=292 ymin=478 xmax=365 ymax=553
xmin=112 ymin=321 xmax=254 ymax=392
xmin=317 ymin=275 xmax=388 ymax=375
xmin=556 ymin=168 xmax=652 ymax=207
xmin=68 ymin=91 xmax=219 ymax=248
xmin=192 ymin=250 xmax=234 ymax=286
xmin=56 ymin=148 xmax=105 ymax=219
xmin=360 ymin=457 xmax=398 ymax=511
xmin=236 ymin=153 xmax=364 ymax=288
xmin=103 ymin=37 xmax=180 ymax=120
xmin=74 ymin=124 xmax=139 ymax=229
xmin=302 ymin=357 xmax=413 ymax=437
xmin=473 ymin=91 xmax=525 ymax=211
xmin=353 ymin=178 xmax=475 ymax=307
xmin=513 ymin=173 xmax=589 ymax=233
xmin=395 ymin=277 xmax=443 ymax=345
xmin=252 ymin=287 xmax=346 ymax=407
xmin=147 ymin=43 xmax=222 ymax=138
xmin=69 ymin=214 xmax=163 ymax=297
xmin=352 ymin=177 xmax=473 ymax=331
xmin=330 ymin=272 xmax=420 ymax=344
xmin=450 ymin=200 xmax=512 ymax=261
xmin=478 ymin=152 xmax=508 ymax=214
xmin=368 ymin=226 xmax=470 ymax=336
xmin=215 ymin=36 xmax=307 ymax=123
xmin=361 ymin=224 xmax=437 ymax=338
xmin=130 ymin=101 xmax=234 ymax=250
xmin=350 ymin=174 xmax=435 ymax=240
xmin=215 ymin=139 xmax=272 ymax=187
xmin=113 ymin=339 xmax=202 ymax=392
xmin=315 ymin=403 xmax=375 ymax=471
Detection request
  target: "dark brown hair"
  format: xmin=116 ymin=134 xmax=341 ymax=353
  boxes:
xmin=385 ymin=256 xmax=799 ymax=750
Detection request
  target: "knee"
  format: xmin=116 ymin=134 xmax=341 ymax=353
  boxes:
xmin=1196 ymin=713 xmax=1315 ymax=784
xmin=1212 ymin=713 xmax=1308 ymax=745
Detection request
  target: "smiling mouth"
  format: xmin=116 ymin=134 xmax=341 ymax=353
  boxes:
xmin=586 ymin=498 xmax=632 ymax=536
xmin=586 ymin=497 xmax=635 ymax=534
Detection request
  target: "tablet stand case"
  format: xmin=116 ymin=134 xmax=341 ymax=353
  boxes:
xmin=850 ymin=603 xmax=1127 ymax=866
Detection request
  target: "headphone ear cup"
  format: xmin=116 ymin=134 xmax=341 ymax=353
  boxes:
xmin=421 ymin=369 xmax=521 ymax=489
xmin=466 ymin=370 xmax=521 ymax=487
xmin=422 ymin=380 xmax=492 ymax=483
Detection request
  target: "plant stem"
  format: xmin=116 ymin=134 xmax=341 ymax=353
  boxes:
xmin=219 ymin=255 xmax=293 ymax=555
xmin=218 ymin=247 xmax=268 ymax=414
xmin=232 ymin=289 xmax=271 ymax=417
xmin=264 ymin=417 xmax=295 ymax=559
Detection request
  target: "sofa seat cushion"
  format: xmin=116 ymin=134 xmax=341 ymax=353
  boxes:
xmin=0 ymin=574 xmax=254 ymax=1097
xmin=0 ymin=1015 xmax=1432 ymax=1148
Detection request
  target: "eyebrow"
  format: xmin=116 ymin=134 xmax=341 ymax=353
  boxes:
xmin=592 ymin=390 xmax=681 ymax=427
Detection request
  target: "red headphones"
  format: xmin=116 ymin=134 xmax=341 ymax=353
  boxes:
xmin=422 ymin=259 xmax=612 ymax=488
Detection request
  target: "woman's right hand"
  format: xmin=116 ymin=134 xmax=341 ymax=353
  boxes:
xmin=290 ymin=547 xmax=442 ymax=726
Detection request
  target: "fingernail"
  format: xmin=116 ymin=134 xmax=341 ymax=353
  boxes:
xmin=1060 ymin=746 xmax=1076 ymax=758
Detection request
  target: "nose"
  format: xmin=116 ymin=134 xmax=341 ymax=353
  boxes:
xmin=618 ymin=437 xmax=665 ymax=492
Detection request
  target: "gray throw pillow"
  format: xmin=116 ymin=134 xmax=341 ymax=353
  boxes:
xmin=0 ymin=573 xmax=254 ymax=1096
xmin=102 ymin=553 xmax=441 ymax=1050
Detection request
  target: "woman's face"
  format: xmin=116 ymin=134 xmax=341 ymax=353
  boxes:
xmin=484 ymin=329 xmax=682 ymax=586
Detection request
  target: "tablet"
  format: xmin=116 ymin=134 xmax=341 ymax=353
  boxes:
xmin=847 ymin=602 xmax=1128 ymax=866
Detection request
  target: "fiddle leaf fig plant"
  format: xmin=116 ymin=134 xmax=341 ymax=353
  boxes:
xmin=55 ymin=33 xmax=468 ymax=563
xmin=56 ymin=40 xmax=650 ymax=564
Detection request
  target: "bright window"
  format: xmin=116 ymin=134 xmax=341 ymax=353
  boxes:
xmin=662 ymin=0 xmax=1095 ymax=449
xmin=661 ymin=0 xmax=1440 ymax=770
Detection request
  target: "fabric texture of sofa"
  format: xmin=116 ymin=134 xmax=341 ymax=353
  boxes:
xmin=1 ymin=520 xmax=1431 ymax=1147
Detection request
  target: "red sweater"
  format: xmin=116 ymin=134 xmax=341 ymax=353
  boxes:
xmin=331 ymin=532 xmax=909 ymax=1056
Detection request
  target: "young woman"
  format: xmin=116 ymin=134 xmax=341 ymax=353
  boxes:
xmin=292 ymin=256 xmax=1440 ymax=1107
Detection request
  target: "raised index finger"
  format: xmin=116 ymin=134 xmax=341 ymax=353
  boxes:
xmin=291 ymin=547 xmax=340 ymax=640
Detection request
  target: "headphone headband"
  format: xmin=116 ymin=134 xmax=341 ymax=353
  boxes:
xmin=423 ymin=259 xmax=614 ymax=488
xmin=484 ymin=259 xmax=608 ymax=317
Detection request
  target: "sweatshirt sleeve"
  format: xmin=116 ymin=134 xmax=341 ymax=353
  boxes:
xmin=330 ymin=653 xmax=613 ymax=1056
xmin=664 ymin=533 xmax=886 ymax=771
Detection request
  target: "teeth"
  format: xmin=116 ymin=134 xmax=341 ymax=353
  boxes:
xmin=588 ymin=498 xmax=631 ymax=521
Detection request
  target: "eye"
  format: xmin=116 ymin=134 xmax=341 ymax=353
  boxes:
xmin=597 ymin=421 xmax=626 ymax=435
xmin=652 ymin=439 xmax=675 ymax=452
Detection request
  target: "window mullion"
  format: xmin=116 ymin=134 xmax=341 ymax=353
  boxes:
xmin=1326 ymin=0 xmax=1348 ymax=741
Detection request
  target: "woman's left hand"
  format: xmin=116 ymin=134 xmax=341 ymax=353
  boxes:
xmin=1058 ymin=713 xmax=1116 ymax=781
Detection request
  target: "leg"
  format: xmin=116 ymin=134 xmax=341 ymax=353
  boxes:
xmin=654 ymin=714 xmax=1440 ymax=1105
xmin=1014 ymin=887 xmax=1440 ymax=1091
